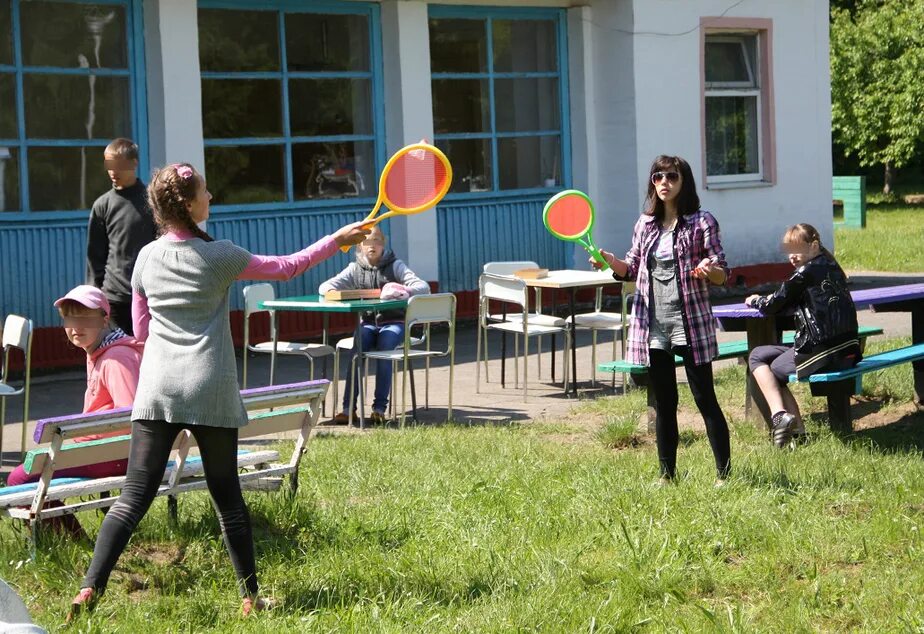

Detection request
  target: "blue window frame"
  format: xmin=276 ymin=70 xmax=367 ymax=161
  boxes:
xmin=428 ymin=6 xmax=570 ymax=197
xmin=0 ymin=0 xmax=147 ymax=219
xmin=197 ymin=0 xmax=384 ymax=214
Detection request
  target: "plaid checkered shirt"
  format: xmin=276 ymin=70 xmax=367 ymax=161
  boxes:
xmin=613 ymin=209 xmax=729 ymax=367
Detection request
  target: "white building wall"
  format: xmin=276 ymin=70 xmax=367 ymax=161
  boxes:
xmin=380 ymin=0 xmax=439 ymax=282
xmin=143 ymin=0 xmax=206 ymax=173
xmin=628 ymin=0 xmax=832 ymax=272
xmin=568 ymin=1 xmax=639 ymax=269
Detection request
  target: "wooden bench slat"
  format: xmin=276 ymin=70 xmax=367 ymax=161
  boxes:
xmin=0 ymin=451 xmax=281 ymax=509
xmin=33 ymin=382 xmax=328 ymax=443
xmin=597 ymin=326 xmax=884 ymax=374
xmin=790 ymin=343 xmax=924 ymax=384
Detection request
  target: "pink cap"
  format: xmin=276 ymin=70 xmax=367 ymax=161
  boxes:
xmin=54 ymin=285 xmax=111 ymax=316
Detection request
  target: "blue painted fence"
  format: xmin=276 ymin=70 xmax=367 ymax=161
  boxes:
xmin=1 ymin=194 xmax=563 ymax=328
xmin=437 ymin=194 xmax=569 ymax=292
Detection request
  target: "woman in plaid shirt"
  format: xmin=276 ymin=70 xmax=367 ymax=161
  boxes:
xmin=597 ymin=156 xmax=731 ymax=486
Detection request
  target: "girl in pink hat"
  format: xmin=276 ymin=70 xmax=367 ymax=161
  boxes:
xmin=5 ymin=285 xmax=143 ymax=537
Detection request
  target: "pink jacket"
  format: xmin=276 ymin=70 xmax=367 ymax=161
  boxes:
xmin=80 ymin=336 xmax=144 ymax=441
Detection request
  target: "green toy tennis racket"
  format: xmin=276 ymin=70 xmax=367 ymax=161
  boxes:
xmin=543 ymin=189 xmax=609 ymax=270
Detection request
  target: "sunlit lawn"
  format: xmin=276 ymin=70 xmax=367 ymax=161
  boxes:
xmin=3 ymin=338 xmax=923 ymax=632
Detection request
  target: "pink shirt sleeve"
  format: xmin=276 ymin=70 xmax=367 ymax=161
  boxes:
xmin=239 ymin=236 xmax=339 ymax=281
xmin=132 ymin=290 xmax=150 ymax=342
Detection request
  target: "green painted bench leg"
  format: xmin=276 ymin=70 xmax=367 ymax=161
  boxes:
xmin=810 ymin=380 xmax=854 ymax=433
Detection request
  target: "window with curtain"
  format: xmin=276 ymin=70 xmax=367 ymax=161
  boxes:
xmin=704 ymin=33 xmax=763 ymax=183
xmin=429 ymin=9 xmax=567 ymax=194
xmin=198 ymin=2 xmax=382 ymax=208
xmin=0 ymin=0 xmax=141 ymax=214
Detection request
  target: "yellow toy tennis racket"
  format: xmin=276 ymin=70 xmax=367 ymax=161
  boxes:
xmin=340 ymin=142 xmax=453 ymax=252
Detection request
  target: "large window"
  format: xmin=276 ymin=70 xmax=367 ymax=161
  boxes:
xmin=198 ymin=3 xmax=382 ymax=208
xmin=702 ymin=21 xmax=774 ymax=186
xmin=429 ymin=8 xmax=569 ymax=194
xmin=0 ymin=0 xmax=143 ymax=214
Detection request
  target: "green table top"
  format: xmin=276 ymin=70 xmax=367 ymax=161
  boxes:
xmin=259 ymin=294 xmax=408 ymax=313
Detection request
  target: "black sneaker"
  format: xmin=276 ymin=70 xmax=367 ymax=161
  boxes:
xmin=771 ymin=412 xmax=796 ymax=448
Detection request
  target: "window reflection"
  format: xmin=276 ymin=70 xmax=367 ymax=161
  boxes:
xmin=293 ymin=141 xmax=373 ymax=200
xmin=21 ymin=3 xmax=126 ymax=68
xmin=494 ymin=78 xmax=559 ymax=133
xmin=493 ymin=20 xmax=557 ymax=73
xmin=201 ymin=79 xmax=282 ymax=138
xmin=29 ymin=146 xmax=110 ymax=211
xmin=198 ymin=9 xmax=279 ymax=72
xmin=289 ymin=79 xmax=372 ymax=137
xmin=497 ymin=136 xmax=560 ymax=190
xmin=0 ymin=2 xmax=11 ymax=65
xmin=432 ymin=79 xmax=490 ymax=135
xmin=429 ymin=18 xmax=487 ymax=73
xmin=0 ymin=146 xmax=18 ymax=212
xmin=24 ymin=75 xmax=130 ymax=139
xmin=430 ymin=13 xmax=564 ymax=193
xmin=437 ymin=138 xmax=492 ymax=193
xmin=205 ymin=145 xmax=286 ymax=205
xmin=285 ymin=13 xmax=369 ymax=72
xmin=0 ymin=73 xmax=16 ymax=138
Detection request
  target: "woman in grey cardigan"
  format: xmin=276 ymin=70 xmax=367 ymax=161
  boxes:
xmin=67 ymin=163 xmax=369 ymax=621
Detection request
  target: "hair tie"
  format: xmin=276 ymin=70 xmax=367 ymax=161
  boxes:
xmin=171 ymin=164 xmax=194 ymax=179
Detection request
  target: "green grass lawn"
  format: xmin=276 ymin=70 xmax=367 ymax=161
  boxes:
xmin=4 ymin=340 xmax=924 ymax=632
xmin=834 ymin=204 xmax=924 ymax=272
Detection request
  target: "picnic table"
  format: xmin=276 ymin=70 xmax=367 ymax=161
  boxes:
xmin=712 ymin=282 xmax=924 ymax=423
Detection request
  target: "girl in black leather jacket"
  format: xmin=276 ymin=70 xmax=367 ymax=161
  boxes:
xmin=745 ymin=224 xmax=861 ymax=447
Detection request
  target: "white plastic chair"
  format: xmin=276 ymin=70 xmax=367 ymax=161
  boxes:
xmin=0 ymin=315 xmax=34 ymax=461
xmin=480 ymin=261 xmax=564 ymax=383
xmin=351 ymin=293 xmax=456 ymax=427
xmin=241 ymin=284 xmax=334 ymax=388
xmin=565 ymin=283 xmax=632 ymax=387
xmin=476 ymin=273 xmax=570 ymax=401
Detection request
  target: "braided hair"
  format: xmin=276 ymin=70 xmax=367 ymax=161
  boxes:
xmin=147 ymin=163 xmax=213 ymax=242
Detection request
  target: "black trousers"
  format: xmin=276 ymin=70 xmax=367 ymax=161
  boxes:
xmin=82 ymin=420 xmax=258 ymax=597
xmin=648 ymin=347 xmax=731 ymax=479
xmin=108 ymin=299 xmax=133 ymax=335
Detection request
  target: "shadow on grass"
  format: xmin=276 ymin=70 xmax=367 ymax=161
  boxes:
xmin=848 ymin=409 xmax=924 ymax=454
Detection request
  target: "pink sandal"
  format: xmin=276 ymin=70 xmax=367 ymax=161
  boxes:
xmin=241 ymin=596 xmax=275 ymax=617
xmin=66 ymin=587 xmax=98 ymax=623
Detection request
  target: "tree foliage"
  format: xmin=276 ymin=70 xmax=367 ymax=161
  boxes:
xmin=830 ymin=0 xmax=924 ymax=187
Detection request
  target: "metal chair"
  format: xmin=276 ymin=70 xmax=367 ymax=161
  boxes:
xmin=351 ymin=293 xmax=456 ymax=427
xmin=0 ymin=315 xmax=34 ymax=461
xmin=481 ymin=261 xmax=563 ymax=383
xmin=241 ymin=284 xmax=334 ymax=388
xmin=565 ymin=283 xmax=632 ymax=387
xmin=476 ymin=273 xmax=570 ymax=401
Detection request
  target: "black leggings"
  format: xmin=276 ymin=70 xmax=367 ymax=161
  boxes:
xmin=648 ymin=347 xmax=731 ymax=479
xmin=82 ymin=420 xmax=257 ymax=597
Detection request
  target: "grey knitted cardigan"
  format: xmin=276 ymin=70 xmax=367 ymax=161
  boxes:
xmin=131 ymin=237 xmax=251 ymax=428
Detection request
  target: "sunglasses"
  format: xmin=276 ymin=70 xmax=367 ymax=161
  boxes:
xmin=651 ymin=171 xmax=680 ymax=185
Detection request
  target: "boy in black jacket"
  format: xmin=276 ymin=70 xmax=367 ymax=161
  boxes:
xmin=86 ymin=138 xmax=157 ymax=334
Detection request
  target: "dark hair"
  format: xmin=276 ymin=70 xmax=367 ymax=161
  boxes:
xmin=643 ymin=155 xmax=700 ymax=220
xmin=105 ymin=138 xmax=139 ymax=161
xmin=147 ymin=163 xmax=213 ymax=242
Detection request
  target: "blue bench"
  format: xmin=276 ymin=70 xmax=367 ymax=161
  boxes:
xmin=598 ymin=327 xmax=884 ymax=432
xmin=0 ymin=380 xmax=328 ymax=548
xmin=788 ymin=343 xmax=924 ymax=432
